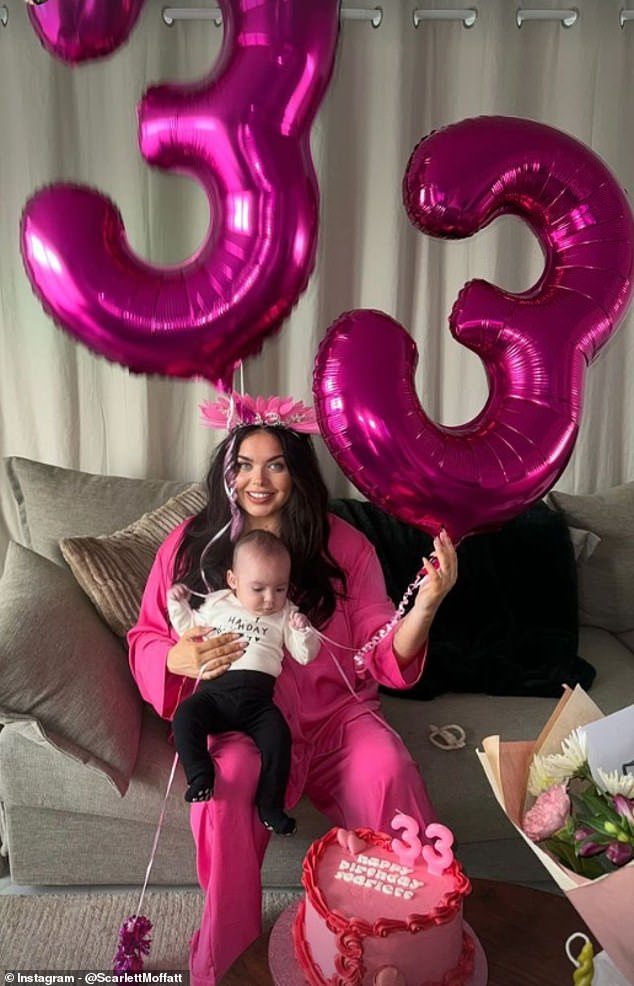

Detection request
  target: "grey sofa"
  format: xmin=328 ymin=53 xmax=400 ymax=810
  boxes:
xmin=1 ymin=456 xmax=633 ymax=897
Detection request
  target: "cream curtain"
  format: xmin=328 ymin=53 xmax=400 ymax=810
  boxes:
xmin=1 ymin=0 xmax=633 ymax=562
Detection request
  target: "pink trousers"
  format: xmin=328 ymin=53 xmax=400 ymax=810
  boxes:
xmin=188 ymin=712 xmax=436 ymax=986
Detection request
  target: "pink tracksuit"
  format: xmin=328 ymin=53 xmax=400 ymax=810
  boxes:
xmin=128 ymin=514 xmax=435 ymax=985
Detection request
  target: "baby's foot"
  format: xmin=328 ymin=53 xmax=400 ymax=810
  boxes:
xmin=185 ymin=773 xmax=214 ymax=803
xmin=258 ymin=808 xmax=297 ymax=836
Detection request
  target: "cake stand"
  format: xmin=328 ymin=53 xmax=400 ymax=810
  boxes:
xmin=269 ymin=901 xmax=488 ymax=986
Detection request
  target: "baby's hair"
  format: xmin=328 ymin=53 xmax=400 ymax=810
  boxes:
xmin=231 ymin=529 xmax=290 ymax=567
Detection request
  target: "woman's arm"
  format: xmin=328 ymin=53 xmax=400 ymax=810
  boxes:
xmin=392 ymin=530 xmax=457 ymax=668
xmin=330 ymin=518 xmax=456 ymax=689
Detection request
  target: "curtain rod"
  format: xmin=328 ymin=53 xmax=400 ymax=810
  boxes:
xmin=7 ymin=4 xmax=633 ymax=31
xmin=162 ymin=6 xmax=589 ymax=31
xmin=162 ymin=6 xmax=383 ymax=29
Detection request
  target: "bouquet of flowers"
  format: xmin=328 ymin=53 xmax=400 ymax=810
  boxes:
xmin=523 ymin=727 xmax=634 ymax=878
xmin=477 ymin=685 xmax=634 ymax=984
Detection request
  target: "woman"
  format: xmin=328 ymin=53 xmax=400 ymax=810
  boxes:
xmin=127 ymin=396 xmax=458 ymax=986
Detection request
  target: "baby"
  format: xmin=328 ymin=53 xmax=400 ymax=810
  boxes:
xmin=168 ymin=529 xmax=319 ymax=835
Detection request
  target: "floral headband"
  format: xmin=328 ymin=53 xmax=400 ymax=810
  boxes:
xmin=200 ymin=393 xmax=320 ymax=434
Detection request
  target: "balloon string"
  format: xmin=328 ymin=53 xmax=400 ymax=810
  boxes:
xmin=188 ymin=519 xmax=232 ymax=599
xmin=133 ymin=663 xmax=208 ymax=915
xmin=134 ymin=749 xmax=180 ymax=919
xmin=191 ymin=388 xmax=241 ymax=600
xmin=308 ymin=566 xmax=429 ymax=733
xmin=348 ymin=569 xmax=426 ymax=673
xmin=317 ymin=634 xmax=404 ymax=742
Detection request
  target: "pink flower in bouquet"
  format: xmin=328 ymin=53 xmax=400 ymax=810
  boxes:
xmin=574 ymin=828 xmax=605 ymax=857
xmin=523 ymin=784 xmax=571 ymax=841
xmin=606 ymin=842 xmax=634 ymax=866
xmin=613 ymin=794 xmax=634 ymax=826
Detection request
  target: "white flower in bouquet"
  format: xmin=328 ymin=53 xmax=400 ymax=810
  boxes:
xmin=527 ymin=727 xmax=588 ymax=795
xmin=596 ymin=768 xmax=634 ymax=799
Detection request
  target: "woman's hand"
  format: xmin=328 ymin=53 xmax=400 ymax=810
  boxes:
xmin=167 ymin=627 xmax=246 ymax=680
xmin=414 ymin=529 xmax=458 ymax=615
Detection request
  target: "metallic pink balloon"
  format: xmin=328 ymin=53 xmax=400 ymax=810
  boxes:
xmin=314 ymin=116 xmax=634 ymax=543
xmin=26 ymin=0 xmax=145 ymax=64
xmin=21 ymin=0 xmax=341 ymax=389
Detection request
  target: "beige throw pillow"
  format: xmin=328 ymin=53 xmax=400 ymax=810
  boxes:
xmin=549 ymin=482 xmax=634 ymax=634
xmin=60 ymin=484 xmax=207 ymax=638
xmin=0 ymin=542 xmax=142 ymax=794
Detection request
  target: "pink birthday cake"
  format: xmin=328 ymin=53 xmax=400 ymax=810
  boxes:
xmin=292 ymin=818 xmax=475 ymax=986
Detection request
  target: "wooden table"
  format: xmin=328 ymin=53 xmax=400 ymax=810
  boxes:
xmin=219 ymin=878 xmax=599 ymax=986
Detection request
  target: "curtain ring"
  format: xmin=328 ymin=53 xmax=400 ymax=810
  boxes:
xmin=516 ymin=8 xmax=579 ymax=28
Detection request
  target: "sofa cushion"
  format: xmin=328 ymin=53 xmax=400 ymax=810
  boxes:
xmin=0 ymin=542 xmax=142 ymax=794
xmin=549 ymin=482 xmax=634 ymax=634
xmin=5 ymin=457 xmax=193 ymax=566
xmin=59 ymin=485 xmax=207 ymax=638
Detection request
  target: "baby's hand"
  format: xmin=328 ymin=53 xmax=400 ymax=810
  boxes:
xmin=289 ymin=611 xmax=309 ymax=631
xmin=168 ymin=582 xmax=191 ymax=604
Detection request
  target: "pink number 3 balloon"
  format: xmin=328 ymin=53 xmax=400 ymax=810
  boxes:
xmin=314 ymin=116 xmax=634 ymax=543
xmin=21 ymin=0 xmax=341 ymax=389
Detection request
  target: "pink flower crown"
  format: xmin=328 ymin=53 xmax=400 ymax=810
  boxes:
xmin=200 ymin=393 xmax=320 ymax=434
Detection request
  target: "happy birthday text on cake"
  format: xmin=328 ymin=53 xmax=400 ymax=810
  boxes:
xmin=335 ymin=854 xmax=424 ymax=899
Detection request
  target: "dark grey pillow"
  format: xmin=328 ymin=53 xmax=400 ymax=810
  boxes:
xmin=0 ymin=542 xmax=143 ymax=794
xmin=549 ymin=482 xmax=634 ymax=634
xmin=331 ymin=498 xmax=594 ymax=700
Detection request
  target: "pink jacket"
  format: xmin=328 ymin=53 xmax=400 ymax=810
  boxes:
xmin=128 ymin=513 xmax=427 ymax=805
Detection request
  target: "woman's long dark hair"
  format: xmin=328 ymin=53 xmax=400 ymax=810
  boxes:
xmin=173 ymin=425 xmax=347 ymax=627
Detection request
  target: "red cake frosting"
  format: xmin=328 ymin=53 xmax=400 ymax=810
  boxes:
xmin=293 ymin=825 xmax=474 ymax=986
